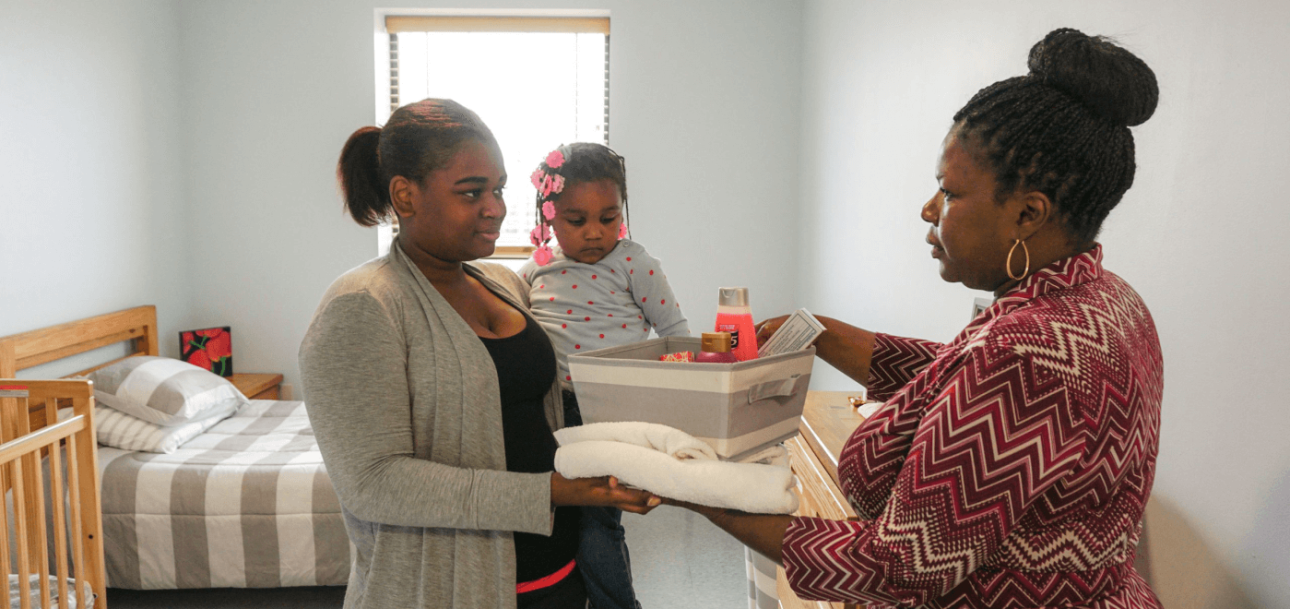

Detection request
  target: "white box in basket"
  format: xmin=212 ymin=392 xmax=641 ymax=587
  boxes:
xmin=567 ymin=336 xmax=815 ymax=460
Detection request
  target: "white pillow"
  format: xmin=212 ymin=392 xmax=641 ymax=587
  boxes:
xmin=86 ymin=356 xmax=247 ymax=426
xmin=83 ymin=402 xmax=238 ymax=453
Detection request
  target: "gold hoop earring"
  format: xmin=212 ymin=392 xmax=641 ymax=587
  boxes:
xmin=1006 ymin=239 xmax=1030 ymax=281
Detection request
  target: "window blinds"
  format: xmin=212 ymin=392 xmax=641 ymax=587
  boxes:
xmin=385 ymin=16 xmax=608 ymax=35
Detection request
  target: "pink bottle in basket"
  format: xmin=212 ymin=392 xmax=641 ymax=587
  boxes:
xmin=714 ymin=287 xmax=759 ymax=362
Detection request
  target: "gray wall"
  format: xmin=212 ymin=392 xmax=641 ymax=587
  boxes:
xmin=176 ymin=0 xmax=805 ymax=396
xmin=796 ymin=1 xmax=1290 ymax=607
xmin=0 ymin=0 xmax=191 ymax=366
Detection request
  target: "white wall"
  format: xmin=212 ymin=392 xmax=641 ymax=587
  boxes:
xmin=796 ymin=1 xmax=1290 ymax=607
xmin=176 ymin=0 xmax=804 ymax=395
xmin=0 ymin=0 xmax=189 ymax=370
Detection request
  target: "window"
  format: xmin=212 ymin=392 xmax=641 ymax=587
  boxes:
xmin=377 ymin=14 xmax=610 ymax=261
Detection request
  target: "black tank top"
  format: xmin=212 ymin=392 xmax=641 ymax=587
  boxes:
xmin=477 ymin=314 xmax=580 ymax=582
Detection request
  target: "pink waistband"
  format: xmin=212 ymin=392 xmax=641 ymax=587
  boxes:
xmin=516 ymin=559 xmax=577 ymax=594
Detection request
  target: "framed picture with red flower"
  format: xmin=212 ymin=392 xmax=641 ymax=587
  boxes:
xmin=180 ymin=326 xmax=234 ymax=377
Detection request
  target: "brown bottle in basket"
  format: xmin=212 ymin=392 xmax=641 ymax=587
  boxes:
xmin=696 ymin=332 xmax=739 ymax=363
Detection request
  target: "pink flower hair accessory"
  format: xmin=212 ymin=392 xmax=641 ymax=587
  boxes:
xmin=529 ymin=224 xmax=551 ymax=246
xmin=533 ymin=245 xmax=554 ymax=266
xmin=618 ymin=223 xmax=629 ymax=239
xmin=545 ymin=149 xmax=565 ymax=169
xmin=531 ymin=146 xmax=573 ymax=267
xmin=539 ymin=173 xmax=566 ymax=199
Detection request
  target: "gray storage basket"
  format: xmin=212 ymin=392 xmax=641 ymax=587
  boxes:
xmin=567 ymin=337 xmax=815 ymax=460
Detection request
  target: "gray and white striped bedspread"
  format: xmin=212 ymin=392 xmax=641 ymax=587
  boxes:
xmin=97 ymin=400 xmax=350 ymax=589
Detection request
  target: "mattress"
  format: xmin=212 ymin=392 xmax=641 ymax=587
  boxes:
xmin=97 ymin=400 xmax=351 ymax=589
xmin=7 ymin=575 xmax=94 ymax=609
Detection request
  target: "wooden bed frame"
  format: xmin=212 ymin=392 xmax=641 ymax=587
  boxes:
xmin=0 ymin=305 xmax=159 ymax=608
xmin=0 ymin=306 xmax=159 ymax=380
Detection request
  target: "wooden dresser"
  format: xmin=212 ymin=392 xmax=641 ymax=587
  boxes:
xmin=228 ymin=373 xmax=284 ymax=400
xmin=777 ymin=390 xmax=870 ymax=609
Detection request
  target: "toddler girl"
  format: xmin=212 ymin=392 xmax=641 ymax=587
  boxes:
xmin=519 ymin=142 xmax=690 ymax=609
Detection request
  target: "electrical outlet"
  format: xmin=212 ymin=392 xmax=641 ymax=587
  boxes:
xmin=280 ymin=383 xmax=294 ymax=400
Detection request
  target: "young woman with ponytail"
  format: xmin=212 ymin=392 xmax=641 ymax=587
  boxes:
xmin=300 ymin=99 xmax=659 ymax=609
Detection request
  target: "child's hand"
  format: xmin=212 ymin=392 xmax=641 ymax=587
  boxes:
xmin=551 ymin=472 xmax=661 ymax=514
xmin=754 ymin=315 xmax=789 ymax=347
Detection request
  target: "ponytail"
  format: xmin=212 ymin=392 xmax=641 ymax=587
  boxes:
xmin=337 ymin=126 xmax=388 ymax=227
xmin=334 ymin=99 xmax=498 ymax=228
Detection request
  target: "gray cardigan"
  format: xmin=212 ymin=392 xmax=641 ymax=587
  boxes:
xmin=299 ymin=241 xmax=564 ymax=609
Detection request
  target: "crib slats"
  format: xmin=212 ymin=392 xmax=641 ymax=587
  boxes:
xmin=71 ymin=390 xmax=106 ymax=606
xmin=11 ymin=389 xmax=54 ymax=609
xmin=67 ymin=431 xmax=89 ymax=609
xmin=44 ymin=396 xmax=71 ymax=609
xmin=0 ymin=461 xmax=9 ymax=605
xmin=0 ymin=387 xmax=13 ymax=599
xmin=9 ymin=388 xmax=34 ymax=609
xmin=12 ymin=457 xmax=32 ymax=609
xmin=0 ymin=388 xmax=21 ymax=443
xmin=25 ymin=448 xmax=53 ymax=609
xmin=0 ymin=380 xmax=108 ymax=609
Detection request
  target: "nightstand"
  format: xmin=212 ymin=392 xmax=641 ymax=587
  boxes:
xmin=228 ymin=373 xmax=284 ymax=400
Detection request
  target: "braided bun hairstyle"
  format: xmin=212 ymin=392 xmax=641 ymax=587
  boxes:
xmin=952 ymin=28 xmax=1159 ymax=244
xmin=337 ymin=99 xmax=499 ymax=227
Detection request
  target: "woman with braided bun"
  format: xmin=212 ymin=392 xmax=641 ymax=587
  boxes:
xmin=300 ymin=98 xmax=659 ymax=609
xmin=668 ymin=29 xmax=1165 ymax=608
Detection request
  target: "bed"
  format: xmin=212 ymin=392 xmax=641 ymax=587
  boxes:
xmin=0 ymin=306 xmax=350 ymax=591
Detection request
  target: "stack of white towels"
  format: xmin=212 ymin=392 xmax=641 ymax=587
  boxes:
xmin=553 ymin=422 xmax=798 ymax=514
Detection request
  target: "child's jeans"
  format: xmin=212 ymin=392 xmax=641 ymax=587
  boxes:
xmin=580 ymin=506 xmax=643 ymax=609
xmin=562 ymin=390 xmax=643 ymax=609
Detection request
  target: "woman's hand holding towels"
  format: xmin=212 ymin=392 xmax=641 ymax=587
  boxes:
xmin=550 ymin=471 xmax=661 ymax=514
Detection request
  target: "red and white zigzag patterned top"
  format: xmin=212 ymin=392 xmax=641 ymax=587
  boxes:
xmin=783 ymin=245 xmax=1164 ymax=609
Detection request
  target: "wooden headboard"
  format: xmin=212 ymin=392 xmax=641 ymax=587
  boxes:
xmin=0 ymin=305 xmax=159 ymax=379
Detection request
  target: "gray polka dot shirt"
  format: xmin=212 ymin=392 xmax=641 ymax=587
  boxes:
xmin=519 ymin=239 xmax=691 ymax=386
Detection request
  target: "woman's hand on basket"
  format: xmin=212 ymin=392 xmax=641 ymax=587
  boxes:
xmin=551 ymin=472 xmax=661 ymax=514
xmin=754 ymin=315 xmax=789 ymax=347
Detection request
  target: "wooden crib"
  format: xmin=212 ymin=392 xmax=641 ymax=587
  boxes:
xmin=0 ymin=307 xmax=138 ymax=608
xmin=0 ymin=382 xmax=105 ymax=608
